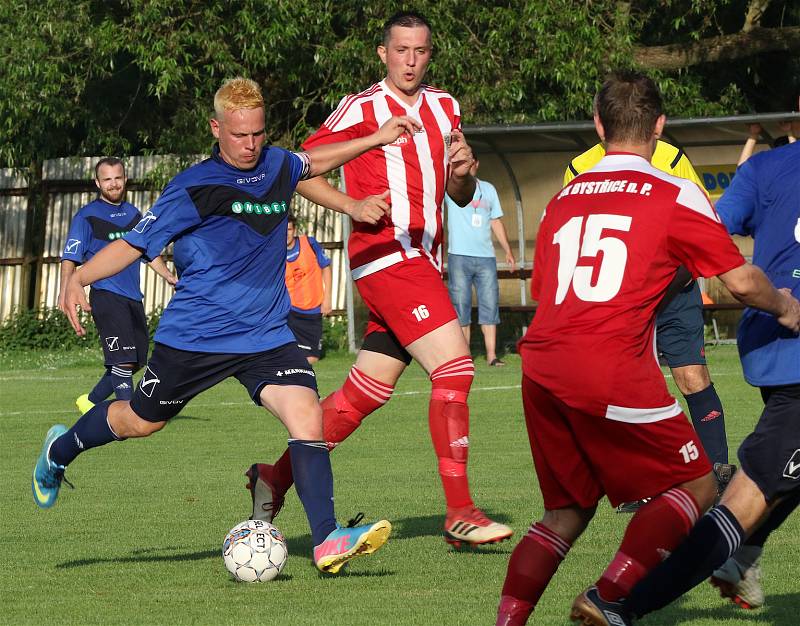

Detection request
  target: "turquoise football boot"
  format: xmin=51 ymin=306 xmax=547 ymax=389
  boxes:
xmin=32 ymin=424 xmax=71 ymax=509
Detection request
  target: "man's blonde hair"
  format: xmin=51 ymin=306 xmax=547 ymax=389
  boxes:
xmin=213 ymin=77 xmax=264 ymax=117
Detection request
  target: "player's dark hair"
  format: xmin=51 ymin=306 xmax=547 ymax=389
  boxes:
xmin=594 ymin=71 xmax=663 ymax=144
xmin=94 ymin=157 xmax=125 ymax=179
xmin=287 ymin=214 xmax=297 ymax=226
xmin=382 ymin=11 xmax=432 ymax=46
xmin=773 ymin=135 xmax=790 ymax=149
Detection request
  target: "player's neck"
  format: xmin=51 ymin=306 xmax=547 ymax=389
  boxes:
xmin=604 ymin=140 xmax=655 ymax=162
xmin=383 ymin=79 xmax=422 ymax=107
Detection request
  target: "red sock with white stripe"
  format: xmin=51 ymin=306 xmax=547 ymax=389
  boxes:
xmin=270 ymin=367 xmax=393 ymax=489
xmin=497 ymin=522 xmax=572 ymax=625
xmin=596 ymin=487 xmax=700 ymax=601
xmin=429 ymin=356 xmax=475 ymax=509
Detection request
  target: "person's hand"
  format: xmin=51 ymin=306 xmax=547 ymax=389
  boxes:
xmin=346 ymin=190 xmax=391 ymax=224
xmin=448 ymin=129 xmax=475 ymax=178
xmin=505 ymin=251 xmax=517 ymax=273
xmin=321 ymin=299 xmax=333 ymax=316
xmin=166 ymin=273 xmax=178 ymax=288
xmin=57 ymin=289 xmax=67 ymax=315
xmin=747 ymin=123 xmax=762 ymax=139
xmin=63 ymin=272 xmax=91 ymax=336
xmin=776 ymin=288 xmax=800 ymax=333
xmin=374 ymin=116 xmax=421 ymax=146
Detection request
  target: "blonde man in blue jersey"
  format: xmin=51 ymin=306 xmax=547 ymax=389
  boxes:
xmin=564 ymin=140 xmax=735 ymax=511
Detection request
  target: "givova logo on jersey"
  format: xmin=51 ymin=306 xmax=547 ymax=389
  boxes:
xmin=231 ymin=200 xmax=288 ymax=216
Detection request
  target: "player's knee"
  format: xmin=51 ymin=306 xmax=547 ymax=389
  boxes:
xmin=541 ymin=506 xmax=595 ymax=542
xmin=283 ymin=401 xmax=324 ymax=440
xmin=682 ymin=471 xmax=717 ymax=513
xmin=672 ymin=365 xmax=711 ymax=395
xmin=126 ymin=415 xmax=166 ymax=438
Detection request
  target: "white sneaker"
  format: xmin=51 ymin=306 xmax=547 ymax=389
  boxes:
xmin=711 ymin=556 xmax=765 ymax=609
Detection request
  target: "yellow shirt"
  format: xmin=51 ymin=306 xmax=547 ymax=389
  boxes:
xmin=563 ymin=140 xmax=705 ymax=192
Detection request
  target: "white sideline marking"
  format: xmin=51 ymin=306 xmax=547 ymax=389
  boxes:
xmin=0 ymin=384 xmax=523 ymax=417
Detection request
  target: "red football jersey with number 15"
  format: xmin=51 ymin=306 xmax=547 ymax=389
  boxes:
xmin=519 ymin=153 xmax=745 ymax=419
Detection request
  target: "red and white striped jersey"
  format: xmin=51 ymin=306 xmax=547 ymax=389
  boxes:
xmin=302 ymin=80 xmax=461 ymax=280
xmin=519 ymin=153 xmax=745 ymax=418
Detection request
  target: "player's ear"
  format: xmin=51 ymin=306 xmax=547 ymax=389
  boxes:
xmin=209 ymin=117 xmax=221 ymax=139
xmin=593 ymin=113 xmax=605 ymax=143
xmin=654 ymin=114 xmax=666 ymax=139
xmin=377 ymin=45 xmax=387 ymax=65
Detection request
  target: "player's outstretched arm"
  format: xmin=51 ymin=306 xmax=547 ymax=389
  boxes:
xmin=304 ymin=116 xmax=420 ymax=179
xmin=445 ymin=129 xmax=477 ymax=206
xmin=295 ymin=177 xmax=391 ymax=225
xmin=63 ymin=239 xmax=143 ymax=336
xmin=719 ymin=263 xmax=800 ymax=332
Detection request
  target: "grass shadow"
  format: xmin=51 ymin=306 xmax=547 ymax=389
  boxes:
xmin=57 ymin=547 xmax=218 ymax=569
xmin=644 ymin=590 xmax=800 ymax=625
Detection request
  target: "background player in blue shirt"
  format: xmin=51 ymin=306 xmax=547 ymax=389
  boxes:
xmin=586 ymin=139 xmax=800 ymax=625
xmin=59 ymin=158 xmax=175 ymax=412
xmin=34 ymin=77 xmax=420 ymax=574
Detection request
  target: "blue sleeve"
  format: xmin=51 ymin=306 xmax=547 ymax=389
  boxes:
xmin=308 ymin=236 xmax=332 ymax=268
xmin=123 ymin=182 xmax=201 ymax=261
xmin=62 ymin=212 xmax=92 ymax=263
xmin=716 ymin=159 xmax=759 ymax=237
xmin=484 ymin=182 xmax=504 ymax=219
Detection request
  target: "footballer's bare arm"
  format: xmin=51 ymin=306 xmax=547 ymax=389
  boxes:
xmin=295 ymin=177 xmax=390 ymax=225
xmin=445 ymin=129 xmax=477 ymax=206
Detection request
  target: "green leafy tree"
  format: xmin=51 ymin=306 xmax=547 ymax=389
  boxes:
xmin=1 ymin=0 xmax=797 ymax=169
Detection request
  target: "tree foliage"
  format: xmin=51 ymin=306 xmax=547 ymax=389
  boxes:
xmin=1 ymin=0 xmax=798 ymax=169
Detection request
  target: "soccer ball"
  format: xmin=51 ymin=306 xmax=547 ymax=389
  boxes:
xmin=222 ymin=520 xmax=288 ymax=582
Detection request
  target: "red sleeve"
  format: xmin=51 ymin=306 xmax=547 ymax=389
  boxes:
xmin=667 ymin=182 xmax=745 ymax=279
xmin=302 ymin=123 xmax=366 ymax=150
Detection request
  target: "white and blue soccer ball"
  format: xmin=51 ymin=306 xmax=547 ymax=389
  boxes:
xmin=222 ymin=519 xmax=288 ymax=582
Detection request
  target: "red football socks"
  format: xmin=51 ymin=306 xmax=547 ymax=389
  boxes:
xmin=597 ymin=487 xmax=700 ymax=601
xmin=429 ymin=356 xmax=475 ymax=509
xmin=270 ymin=367 xmax=393 ymax=489
xmin=498 ymin=522 xmax=572 ymax=624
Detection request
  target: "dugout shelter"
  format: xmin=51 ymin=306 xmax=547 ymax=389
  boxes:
xmin=344 ymin=112 xmax=800 ymax=352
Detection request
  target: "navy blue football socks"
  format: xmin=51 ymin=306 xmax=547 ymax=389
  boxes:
xmin=288 ymin=439 xmax=337 ymax=547
xmin=49 ymin=401 xmax=123 ymax=467
xmin=627 ymin=505 xmax=744 ymax=617
xmin=88 ymin=368 xmax=114 ymax=404
xmin=685 ymin=383 xmax=728 ymax=464
xmin=110 ymin=365 xmax=134 ymax=401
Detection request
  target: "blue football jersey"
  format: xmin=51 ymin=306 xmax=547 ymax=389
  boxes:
xmin=716 ymin=141 xmax=800 ymax=386
xmin=62 ymin=199 xmax=143 ymax=300
xmin=124 ymin=144 xmax=309 ymax=353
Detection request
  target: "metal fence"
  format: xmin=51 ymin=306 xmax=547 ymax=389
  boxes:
xmin=0 ymin=156 xmax=347 ymax=322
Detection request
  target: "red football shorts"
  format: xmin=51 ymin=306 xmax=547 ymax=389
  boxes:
xmin=521 ymin=375 xmax=711 ymax=509
xmin=356 ymin=256 xmax=457 ymax=347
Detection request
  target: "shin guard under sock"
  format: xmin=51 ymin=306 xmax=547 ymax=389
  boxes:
xmin=627 ymin=505 xmax=744 ymax=617
xmin=597 ymin=487 xmax=700 ymax=600
xmin=429 ymin=356 xmax=475 ymax=509
xmin=272 ymin=367 xmax=394 ymax=489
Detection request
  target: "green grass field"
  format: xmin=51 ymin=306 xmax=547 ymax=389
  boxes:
xmin=2 ymin=345 xmax=798 ymax=625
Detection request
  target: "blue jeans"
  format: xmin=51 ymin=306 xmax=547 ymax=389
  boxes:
xmin=447 ymin=254 xmax=500 ymax=326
